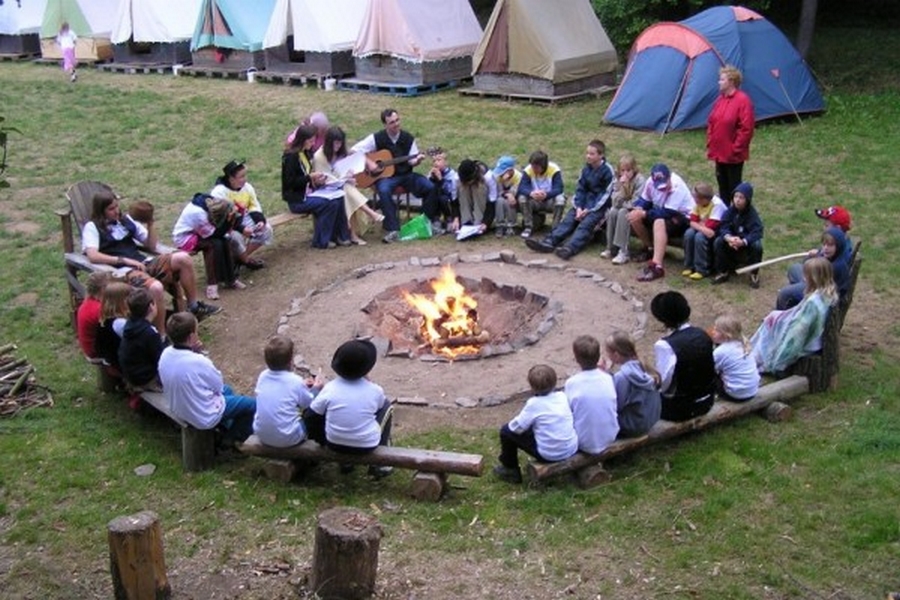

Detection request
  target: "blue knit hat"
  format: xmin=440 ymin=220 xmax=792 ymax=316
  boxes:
xmin=733 ymin=182 xmax=754 ymax=203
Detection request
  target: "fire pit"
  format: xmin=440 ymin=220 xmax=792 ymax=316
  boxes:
xmin=279 ymin=254 xmax=647 ymax=406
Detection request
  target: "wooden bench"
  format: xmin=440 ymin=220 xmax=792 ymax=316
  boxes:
xmin=139 ymin=391 xmax=217 ymax=473
xmin=527 ymin=375 xmax=809 ymax=488
xmin=789 ymin=241 xmax=862 ymax=392
xmin=240 ymin=434 xmax=484 ymax=502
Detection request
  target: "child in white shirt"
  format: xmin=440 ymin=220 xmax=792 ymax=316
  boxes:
xmin=565 ymin=335 xmax=619 ymax=454
xmin=494 ymin=364 xmax=578 ymax=484
xmin=253 ymin=335 xmax=322 ymax=448
xmin=711 ymin=314 xmax=760 ymax=401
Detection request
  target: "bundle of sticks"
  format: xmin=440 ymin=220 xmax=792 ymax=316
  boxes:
xmin=0 ymin=343 xmax=54 ymax=417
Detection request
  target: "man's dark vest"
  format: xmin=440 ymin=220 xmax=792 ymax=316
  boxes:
xmin=661 ymin=326 xmax=715 ymax=421
xmin=97 ymin=218 xmax=145 ymax=262
xmin=374 ymin=130 xmax=414 ymax=176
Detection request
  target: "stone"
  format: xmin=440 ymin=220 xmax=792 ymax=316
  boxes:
xmin=441 ymin=253 xmax=460 ymax=265
xmin=460 ymin=254 xmax=483 ymax=263
xmin=499 ymin=250 xmax=517 ymax=263
xmin=480 ymin=277 xmax=498 ymax=294
xmin=386 ymin=348 xmax=413 ymax=358
xmin=455 ymin=397 xmax=478 ymax=408
xmin=395 ymin=396 xmax=429 ymax=406
xmin=371 ymin=336 xmax=392 ymax=357
xmin=482 ymin=251 xmax=502 ymax=262
xmin=276 ymin=324 xmax=289 ymax=335
xmin=409 ymin=256 xmax=421 ymax=266
xmin=133 ymin=464 xmax=156 ymax=477
xmin=525 ymin=259 xmax=548 ymax=268
xmin=592 ymin=274 xmax=607 ymax=283
xmin=611 ymin=282 xmax=624 ymax=295
xmin=421 ymin=257 xmax=441 ymax=267
xmin=574 ymin=269 xmax=595 ymax=278
xmin=420 ymin=353 xmax=449 ymax=363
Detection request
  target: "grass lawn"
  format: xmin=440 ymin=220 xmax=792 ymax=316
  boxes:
xmin=1 ymin=25 xmax=899 ymax=598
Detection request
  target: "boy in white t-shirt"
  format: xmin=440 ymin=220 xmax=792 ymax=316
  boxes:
xmin=565 ymin=335 xmax=619 ymax=454
xmin=494 ymin=364 xmax=578 ymax=484
xmin=253 ymin=335 xmax=323 ymax=448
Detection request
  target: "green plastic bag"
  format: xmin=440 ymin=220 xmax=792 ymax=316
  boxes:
xmin=399 ymin=214 xmax=433 ymax=241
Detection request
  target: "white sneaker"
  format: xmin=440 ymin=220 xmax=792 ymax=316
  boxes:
xmin=206 ymin=284 xmax=219 ymax=300
xmin=611 ymin=252 xmax=630 ymax=265
xmin=600 ymin=249 xmax=612 ymax=259
xmin=230 ymin=279 xmax=247 ymax=290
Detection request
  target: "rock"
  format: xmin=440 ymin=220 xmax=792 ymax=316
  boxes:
xmin=371 ymin=336 xmax=392 ymax=357
xmin=395 ymin=396 xmax=429 ymax=406
xmin=420 ymin=257 xmax=441 ymax=267
xmin=482 ymin=251 xmax=502 ymax=262
xmin=499 ymin=250 xmax=517 ymax=264
xmin=455 ymin=397 xmax=478 ymax=408
xmin=134 ymin=464 xmax=156 ymax=477
xmin=461 ymin=254 xmax=482 ymax=263
xmin=441 ymin=253 xmax=460 ymax=265
xmin=409 ymin=256 xmax=421 ymax=266
xmin=525 ymin=259 xmax=548 ymax=268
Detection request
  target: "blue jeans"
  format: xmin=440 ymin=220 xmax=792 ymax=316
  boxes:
xmin=221 ymin=384 xmax=256 ymax=443
xmin=546 ymin=207 xmax=606 ymax=255
xmin=375 ymin=173 xmax=434 ymax=233
xmin=776 ymin=262 xmax=805 ymax=309
xmin=683 ymin=228 xmax=714 ymax=275
xmin=287 ymin=196 xmax=349 ymax=249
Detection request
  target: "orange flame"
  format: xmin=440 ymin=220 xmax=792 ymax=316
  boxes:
xmin=402 ymin=266 xmax=482 ymax=357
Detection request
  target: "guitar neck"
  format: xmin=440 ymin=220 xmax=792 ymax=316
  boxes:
xmin=379 ymin=154 xmax=417 ymax=167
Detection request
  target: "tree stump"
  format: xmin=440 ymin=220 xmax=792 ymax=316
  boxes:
xmin=181 ymin=426 xmax=216 ymax=472
xmin=575 ymin=464 xmax=612 ymax=489
xmin=108 ymin=510 xmax=171 ymax=600
xmin=764 ymin=401 xmax=793 ymax=422
xmin=310 ymin=507 xmax=383 ymax=600
xmin=410 ymin=471 xmax=446 ymax=501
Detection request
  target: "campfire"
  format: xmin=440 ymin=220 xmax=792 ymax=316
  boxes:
xmin=401 ymin=266 xmax=489 ymax=358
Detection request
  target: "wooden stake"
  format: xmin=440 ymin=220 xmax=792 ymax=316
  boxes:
xmin=311 ymin=507 xmax=383 ymax=600
xmin=108 ymin=511 xmax=171 ymax=600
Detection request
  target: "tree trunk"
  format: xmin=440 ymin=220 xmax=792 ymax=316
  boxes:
xmin=108 ymin=511 xmax=171 ymax=600
xmin=796 ymin=0 xmax=819 ymax=59
xmin=311 ymin=507 xmax=383 ymax=600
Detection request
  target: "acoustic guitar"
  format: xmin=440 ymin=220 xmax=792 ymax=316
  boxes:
xmin=354 ymin=149 xmax=418 ymax=189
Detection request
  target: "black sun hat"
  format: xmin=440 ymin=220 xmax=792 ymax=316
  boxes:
xmin=331 ymin=339 xmax=377 ymax=380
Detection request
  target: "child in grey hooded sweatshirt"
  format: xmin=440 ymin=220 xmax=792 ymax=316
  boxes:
xmin=603 ymin=331 xmax=662 ymax=438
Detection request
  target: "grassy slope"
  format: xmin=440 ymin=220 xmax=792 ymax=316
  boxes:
xmin=1 ymin=26 xmax=899 ymax=598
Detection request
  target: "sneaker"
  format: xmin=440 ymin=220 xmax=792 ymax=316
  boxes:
xmin=554 ymin=246 xmax=573 ymax=260
xmin=505 ymin=226 xmax=516 ymax=237
xmin=611 ymin=252 xmax=630 ymax=265
xmin=70 ymin=71 xmax=77 ymax=82
xmin=368 ymin=465 xmax=394 ymax=479
xmin=681 ymin=269 xmax=694 ymax=277
xmin=525 ymin=238 xmax=554 ymax=253
xmin=600 ymin=249 xmax=612 ymax=259
xmin=326 ymin=241 xmax=337 ymax=249
xmin=190 ymin=300 xmax=223 ymax=320
xmin=749 ymin=273 xmax=760 ymax=289
xmin=206 ymin=284 xmax=220 ymax=300
xmin=432 ymin=220 xmax=446 ymax=235
xmin=689 ymin=272 xmax=705 ymax=281
xmin=495 ymin=226 xmax=504 ymax=238
xmin=492 ymin=464 xmax=523 ymax=484
xmin=382 ymin=231 xmax=399 ymax=244
xmin=520 ymin=227 xmax=532 ymax=238
xmin=229 ymin=279 xmax=247 ymax=290
xmin=712 ymin=272 xmax=731 ymax=285
xmin=636 ymin=262 xmax=665 ymax=282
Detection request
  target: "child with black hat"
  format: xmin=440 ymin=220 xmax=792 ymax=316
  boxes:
xmin=307 ymin=339 xmax=393 ymax=477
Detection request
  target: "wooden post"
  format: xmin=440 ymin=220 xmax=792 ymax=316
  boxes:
xmin=181 ymin=427 xmax=216 ymax=472
xmin=410 ymin=471 xmax=446 ymax=502
xmin=311 ymin=507 xmax=383 ymax=600
xmin=108 ymin=511 xmax=171 ymax=600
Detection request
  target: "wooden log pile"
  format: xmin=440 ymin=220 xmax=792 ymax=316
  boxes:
xmin=0 ymin=344 xmax=54 ymax=417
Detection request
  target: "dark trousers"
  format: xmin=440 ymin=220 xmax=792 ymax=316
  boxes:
xmin=287 ymin=196 xmax=349 ymax=249
xmin=375 ymin=173 xmax=434 ymax=233
xmin=713 ymin=237 xmax=763 ymax=275
xmin=498 ymin=424 xmax=546 ymax=469
xmin=422 ymin=187 xmax=453 ymax=223
xmin=546 ymin=207 xmax=606 ymax=255
xmin=198 ymin=236 xmax=236 ymax=286
xmin=302 ymin=405 xmax=393 ymax=453
xmin=660 ymin=393 xmax=714 ymax=422
xmin=715 ymin=162 xmax=744 ymax=206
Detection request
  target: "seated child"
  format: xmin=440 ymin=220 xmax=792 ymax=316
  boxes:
xmin=158 ymin=312 xmax=257 ymax=445
xmin=492 ymin=155 xmax=522 ymax=237
xmin=517 ymin=150 xmax=566 ymax=238
xmin=76 ymin=271 xmax=110 ymax=359
xmin=603 ymin=330 xmax=661 ymax=438
xmin=118 ymin=288 xmax=165 ymax=391
xmin=776 ymin=226 xmax=851 ymax=310
xmin=253 ymin=335 xmax=323 ymax=448
xmin=751 ymin=258 xmax=837 ymax=374
xmin=603 ymin=153 xmax=646 ymax=264
xmin=710 ymin=314 xmax=760 ymax=401
xmin=95 ymin=281 xmax=132 ymax=374
xmin=454 ymin=159 xmax=498 ymax=238
xmin=682 ymin=182 xmax=726 ymax=280
xmin=650 ymin=291 xmax=716 ymax=421
xmin=307 ymin=339 xmax=393 ymax=477
xmin=565 ymin=335 xmax=619 ymax=454
xmin=423 ymin=147 xmax=459 ymax=235
xmin=712 ymin=182 xmax=764 ymax=288
xmin=494 ymin=364 xmax=578 ymax=484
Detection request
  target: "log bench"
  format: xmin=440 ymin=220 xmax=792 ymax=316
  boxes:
xmin=139 ymin=391 xmax=217 ymax=473
xmin=240 ymin=434 xmax=484 ymax=502
xmin=527 ymin=375 xmax=809 ymax=488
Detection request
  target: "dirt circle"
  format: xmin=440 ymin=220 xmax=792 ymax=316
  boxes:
xmin=282 ymin=255 xmax=646 ymax=406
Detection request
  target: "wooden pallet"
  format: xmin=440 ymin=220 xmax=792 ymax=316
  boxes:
xmin=0 ymin=52 xmax=39 ymax=61
xmin=178 ymin=66 xmax=249 ymax=80
xmin=337 ymin=78 xmax=461 ymax=97
xmin=254 ymin=70 xmax=344 ymax=88
xmin=98 ymin=62 xmax=173 ymax=75
xmin=32 ymin=57 xmax=107 ymax=66
xmin=458 ymin=85 xmax=616 ymax=105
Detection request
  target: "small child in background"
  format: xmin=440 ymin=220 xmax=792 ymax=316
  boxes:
xmin=603 ymin=154 xmax=646 ymax=264
xmin=253 ymin=335 xmax=323 ymax=448
xmin=603 ymin=331 xmax=661 ymax=438
xmin=710 ymin=314 xmax=760 ymax=401
xmin=492 ymin=155 xmax=522 ymax=237
xmin=682 ymin=182 xmax=727 ymax=280
xmin=76 ymin=271 xmax=110 ymax=359
xmin=307 ymin=339 xmax=393 ymax=478
xmin=565 ymin=335 xmax=618 ymax=454
xmin=57 ymin=22 xmax=78 ymax=82
xmin=424 ymin=147 xmax=459 ymax=235
xmin=95 ymin=281 xmax=132 ymax=374
xmin=118 ymin=288 xmax=165 ymax=391
xmin=494 ymin=364 xmax=578 ymax=484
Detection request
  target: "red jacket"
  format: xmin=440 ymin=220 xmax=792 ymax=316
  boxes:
xmin=706 ymin=89 xmax=755 ymax=164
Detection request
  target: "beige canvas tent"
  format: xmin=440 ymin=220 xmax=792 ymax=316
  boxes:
xmin=352 ymin=0 xmax=482 ymax=85
xmin=40 ymin=0 xmax=120 ymax=62
xmin=110 ymin=0 xmax=201 ymax=65
xmin=0 ymin=0 xmax=47 ymax=55
xmin=471 ymin=0 xmax=618 ymax=98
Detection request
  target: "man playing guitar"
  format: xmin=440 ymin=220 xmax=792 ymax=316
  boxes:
xmin=351 ymin=108 xmax=434 ymax=243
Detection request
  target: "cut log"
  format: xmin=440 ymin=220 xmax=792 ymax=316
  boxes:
xmin=181 ymin=427 xmax=216 ymax=473
xmin=575 ymin=464 xmax=611 ymax=489
xmin=240 ymin=436 xmax=483 ymax=477
xmin=108 ymin=511 xmax=171 ymax=600
xmin=410 ymin=471 xmax=447 ymax=501
xmin=311 ymin=507 xmax=383 ymax=600
xmin=527 ymin=375 xmax=810 ymax=483
xmin=764 ymin=401 xmax=793 ymax=422
xmin=261 ymin=459 xmax=297 ymax=483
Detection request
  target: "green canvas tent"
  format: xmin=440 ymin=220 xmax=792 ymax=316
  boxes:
xmin=189 ymin=0 xmax=276 ymax=69
xmin=40 ymin=0 xmax=119 ymax=62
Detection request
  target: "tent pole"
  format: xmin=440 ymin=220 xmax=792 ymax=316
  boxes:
xmin=772 ymin=69 xmax=804 ymax=125
xmin=661 ymin=64 xmax=691 ymax=136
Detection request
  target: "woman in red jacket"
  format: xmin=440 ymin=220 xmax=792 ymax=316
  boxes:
xmin=707 ymin=66 xmax=755 ymax=205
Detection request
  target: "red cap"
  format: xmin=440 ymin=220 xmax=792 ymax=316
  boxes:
xmin=814 ymin=205 xmax=852 ymax=232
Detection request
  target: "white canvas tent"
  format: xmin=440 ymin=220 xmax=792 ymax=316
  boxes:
xmin=40 ymin=0 xmax=121 ymax=62
xmin=111 ymin=0 xmax=201 ymax=64
xmin=262 ymin=0 xmax=365 ymax=75
xmin=0 ymin=0 xmax=47 ymax=54
xmin=352 ymin=0 xmax=482 ymax=85
xmin=471 ymin=0 xmax=618 ymax=98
